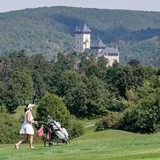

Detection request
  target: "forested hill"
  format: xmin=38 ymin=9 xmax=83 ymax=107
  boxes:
xmin=0 ymin=6 xmax=160 ymax=66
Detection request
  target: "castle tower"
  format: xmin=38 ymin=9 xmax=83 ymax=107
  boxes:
xmin=74 ymin=24 xmax=91 ymax=52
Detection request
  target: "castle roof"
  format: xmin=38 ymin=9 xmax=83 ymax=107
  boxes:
xmin=91 ymin=39 xmax=106 ymax=49
xmin=103 ymin=47 xmax=119 ymax=56
xmin=75 ymin=24 xmax=91 ymax=34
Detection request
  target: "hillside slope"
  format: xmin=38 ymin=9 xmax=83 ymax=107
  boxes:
xmin=1 ymin=106 xmax=160 ymax=159
xmin=1 ymin=127 xmax=160 ymax=159
xmin=0 ymin=6 xmax=160 ymax=66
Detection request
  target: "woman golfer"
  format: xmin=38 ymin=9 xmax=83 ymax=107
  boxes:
xmin=15 ymin=104 xmax=37 ymax=149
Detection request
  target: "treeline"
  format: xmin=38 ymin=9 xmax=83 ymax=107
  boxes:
xmin=0 ymin=50 xmax=160 ymax=134
xmin=0 ymin=6 xmax=160 ymax=66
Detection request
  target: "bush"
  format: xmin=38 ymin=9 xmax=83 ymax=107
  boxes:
xmin=69 ymin=120 xmax=84 ymax=139
xmin=0 ymin=104 xmax=7 ymax=113
xmin=95 ymin=112 xmax=120 ymax=131
xmin=36 ymin=94 xmax=84 ymax=139
xmin=36 ymin=94 xmax=71 ymax=127
xmin=0 ymin=113 xmax=21 ymax=144
xmin=117 ymin=106 xmax=140 ymax=133
xmin=118 ymin=94 xmax=160 ymax=133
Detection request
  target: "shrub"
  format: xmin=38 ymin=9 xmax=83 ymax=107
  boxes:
xmin=0 ymin=104 xmax=7 ymax=113
xmin=69 ymin=120 xmax=84 ymax=139
xmin=118 ymin=94 xmax=160 ymax=133
xmin=36 ymin=94 xmax=84 ymax=138
xmin=36 ymin=94 xmax=71 ymax=127
xmin=117 ymin=106 xmax=140 ymax=133
xmin=0 ymin=113 xmax=21 ymax=144
xmin=95 ymin=112 xmax=120 ymax=131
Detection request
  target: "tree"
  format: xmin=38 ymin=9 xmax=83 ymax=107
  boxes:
xmin=84 ymin=76 xmax=110 ymax=118
xmin=105 ymin=64 xmax=147 ymax=98
xmin=54 ymin=52 xmax=76 ymax=73
xmin=128 ymin=58 xmax=140 ymax=67
xmin=64 ymin=81 xmax=88 ymax=118
xmin=5 ymin=68 xmax=35 ymax=111
xmin=31 ymin=71 xmax=47 ymax=102
xmin=97 ymin=56 xmax=109 ymax=70
xmin=0 ymin=81 xmax=5 ymax=105
xmin=37 ymin=94 xmax=84 ymax=139
xmin=57 ymin=70 xmax=83 ymax=96
xmin=0 ymin=56 xmax=12 ymax=82
xmin=37 ymin=94 xmax=71 ymax=127
xmin=9 ymin=50 xmax=30 ymax=69
xmin=77 ymin=54 xmax=91 ymax=73
xmin=119 ymin=80 xmax=160 ymax=133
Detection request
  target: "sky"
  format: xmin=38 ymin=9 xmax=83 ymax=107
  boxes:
xmin=0 ymin=0 xmax=160 ymax=13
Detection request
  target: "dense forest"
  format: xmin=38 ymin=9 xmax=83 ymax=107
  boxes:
xmin=0 ymin=51 xmax=159 ymax=143
xmin=0 ymin=6 xmax=160 ymax=66
xmin=0 ymin=6 xmax=160 ymax=143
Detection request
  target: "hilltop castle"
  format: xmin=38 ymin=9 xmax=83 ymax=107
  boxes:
xmin=74 ymin=24 xmax=119 ymax=66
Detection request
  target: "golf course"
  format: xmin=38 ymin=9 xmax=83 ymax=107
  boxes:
xmin=1 ymin=122 xmax=160 ymax=160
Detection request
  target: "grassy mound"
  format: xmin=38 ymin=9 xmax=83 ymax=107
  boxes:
xmin=1 ymin=107 xmax=160 ymax=159
xmin=1 ymin=124 xmax=160 ymax=160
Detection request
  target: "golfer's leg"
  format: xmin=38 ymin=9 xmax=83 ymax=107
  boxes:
xmin=29 ymin=135 xmax=34 ymax=148
xmin=15 ymin=134 xmax=28 ymax=149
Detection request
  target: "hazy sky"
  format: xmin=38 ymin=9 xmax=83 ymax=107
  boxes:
xmin=0 ymin=0 xmax=160 ymax=13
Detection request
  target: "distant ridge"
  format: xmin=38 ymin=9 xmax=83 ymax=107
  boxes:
xmin=0 ymin=6 xmax=160 ymax=66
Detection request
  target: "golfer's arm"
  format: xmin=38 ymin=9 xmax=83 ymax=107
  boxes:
xmin=26 ymin=112 xmax=35 ymax=124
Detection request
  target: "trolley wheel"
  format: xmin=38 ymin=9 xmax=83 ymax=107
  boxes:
xmin=44 ymin=139 xmax=51 ymax=147
xmin=44 ymin=139 xmax=57 ymax=147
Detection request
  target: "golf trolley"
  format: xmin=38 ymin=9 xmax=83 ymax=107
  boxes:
xmin=38 ymin=117 xmax=69 ymax=147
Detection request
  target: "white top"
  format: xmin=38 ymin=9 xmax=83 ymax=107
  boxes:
xmin=19 ymin=110 xmax=34 ymax=135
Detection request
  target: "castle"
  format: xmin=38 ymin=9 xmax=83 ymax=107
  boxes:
xmin=74 ymin=24 xmax=119 ymax=66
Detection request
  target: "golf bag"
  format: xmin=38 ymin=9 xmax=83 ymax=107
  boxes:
xmin=38 ymin=117 xmax=69 ymax=146
xmin=47 ymin=118 xmax=69 ymax=143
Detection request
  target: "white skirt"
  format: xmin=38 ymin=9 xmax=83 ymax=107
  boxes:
xmin=20 ymin=123 xmax=34 ymax=135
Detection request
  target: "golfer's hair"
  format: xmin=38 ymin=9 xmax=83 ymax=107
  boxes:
xmin=24 ymin=104 xmax=29 ymax=113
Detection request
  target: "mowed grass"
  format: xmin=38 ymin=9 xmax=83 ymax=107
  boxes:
xmin=2 ymin=107 xmax=160 ymax=160
xmin=1 ymin=125 xmax=160 ymax=160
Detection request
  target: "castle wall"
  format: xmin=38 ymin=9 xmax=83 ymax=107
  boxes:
xmin=75 ymin=33 xmax=91 ymax=52
xmin=104 ymin=55 xmax=119 ymax=66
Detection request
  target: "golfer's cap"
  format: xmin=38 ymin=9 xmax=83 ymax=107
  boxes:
xmin=27 ymin=104 xmax=35 ymax=109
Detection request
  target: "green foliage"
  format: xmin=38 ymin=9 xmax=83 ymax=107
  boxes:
xmin=1 ymin=7 xmax=160 ymax=66
xmin=36 ymin=94 xmax=84 ymax=138
xmin=105 ymin=64 xmax=149 ymax=98
xmin=0 ymin=113 xmax=21 ymax=143
xmin=54 ymin=52 xmax=77 ymax=72
xmin=84 ymin=76 xmax=109 ymax=118
xmin=11 ymin=68 xmax=35 ymax=104
xmin=95 ymin=112 xmax=120 ymax=131
xmin=60 ymin=71 xmax=111 ymax=118
xmin=0 ymin=81 xmax=5 ymax=104
xmin=57 ymin=70 xmax=82 ymax=96
xmin=0 ymin=50 xmax=159 ymax=134
xmin=69 ymin=120 xmax=84 ymax=138
xmin=29 ymin=54 xmax=49 ymax=101
xmin=0 ymin=104 xmax=7 ymax=113
xmin=4 ymin=68 xmax=35 ymax=112
xmin=64 ymin=79 xmax=88 ymax=118
xmin=37 ymin=94 xmax=71 ymax=127
xmin=95 ymin=74 xmax=160 ymax=134
xmin=118 ymin=80 xmax=160 ymax=133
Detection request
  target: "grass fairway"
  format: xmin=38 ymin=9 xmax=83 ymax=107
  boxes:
xmin=1 ymin=125 xmax=160 ymax=160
